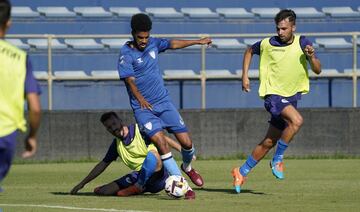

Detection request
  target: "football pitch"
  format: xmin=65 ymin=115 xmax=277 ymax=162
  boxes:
xmin=1 ymin=159 xmax=359 ymax=212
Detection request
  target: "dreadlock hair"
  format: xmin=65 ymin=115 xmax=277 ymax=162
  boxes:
xmin=0 ymin=0 xmax=11 ymax=28
xmin=274 ymin=9 xmax=296 ymax=25
xmin=130 ymin=13 xmax=152 ymax=33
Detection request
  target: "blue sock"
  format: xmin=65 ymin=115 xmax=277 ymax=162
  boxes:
xmin=181 ymin=146 xmax=195 ymax=168
xmin=161 ymin=152 xmax=182 ymax=176
xmin=137 ymin=152 xmax=157 ymax=187
xmin=273 ymin=139 xmax=288 ymax=162
xmin=239 ymin=155 xmax=258 ymax=177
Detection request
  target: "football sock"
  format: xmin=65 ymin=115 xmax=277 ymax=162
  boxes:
xmin=272 ymin=139 xmax=288 ymax=163
xmin=161 ymin=152 xmax=182 ymax=176
xmin=239 ymin=155 xmax=258 ymax=177
xmin=181 ymin=146 xmax=195 ymax=172
xmin=137 ymin=151 xmax=157 ymax=188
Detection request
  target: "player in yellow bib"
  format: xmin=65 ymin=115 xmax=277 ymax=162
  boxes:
xmin=232 ymin=9 xmax=322 ymax=193
xmin=70 ymin=112 xmax=183 ymax=196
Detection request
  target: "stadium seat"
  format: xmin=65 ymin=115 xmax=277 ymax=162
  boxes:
xmin=251 ymin=7 xmax=281 ymax=18
xmin=27 ymin=38 xmax=67 ymax=50
xmin=180 ymin=7 xmax=219 ymax=18
xmin=109 ymin=7 xmax=142 ymax=17
xmin=236 ymin=69 xmax=259 ymax=78
xmin=322 ymin=7 xmax=360 ymax=18
xmin=145 ymin=7 xmax=184 ymax=18
xmin=343 ymin=68 xmax=360 ymax=76
xmin=215 ymin=8 xmax=254 ymax=18
xmin=212 ymin=39 xmax=246 ymax=50
xmin=289 ymin=7 xmax=326 ymax=18
xmin=163 ymin=69 xmax=200 ymax=79
xmin=64 ymin=39 xmax=104 ymax=50
xmin=205 ymin=69 xmax=235 ymax=78
xmin=5 ymin=39 xmax=30 ymax=50
xmin=100 ymin=38 xmax=130 ymax=49
xmin=91 ymin=70 xmax=119 ymax=79
xmin=315 ymin=38 xmax=353 ymax=49
xmin=37 ymin=7 xmax=76 ymax=17
xmin=11 ymin=6 xmax=39 ymax=18
xmin=73 ymin=7 xmax=112 ymax=17
xmin=54 ymin=70 xmax=91 ymax=80
xmin=33 ymin=71 xmax=49 ymax=80
xmin=243 ymin=38 xmax=263 ymax=46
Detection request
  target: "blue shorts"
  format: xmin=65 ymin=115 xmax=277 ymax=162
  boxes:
xmin=114 ymin=168 xmax=169 ymax=193
xmin=264 ymin=93 xmax=301 ymax=131
xmin=134 ymin=101 xmax=188 ymax=137
xmin=0 ymin=131 xmax=17 ymax=182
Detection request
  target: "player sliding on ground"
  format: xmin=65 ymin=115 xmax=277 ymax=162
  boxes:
xmin=70 ymin=112 xmax=191 ymax=198
xmin=232 ymin=9 xmax=321 ymax=193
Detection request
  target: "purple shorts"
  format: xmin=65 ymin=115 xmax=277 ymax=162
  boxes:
xmin=264 ymin=93 xmax=301 ymax=131
xmin=0 ymin=130 xmax=17 ymax=182
xmin=114 ymin=167 xmax=168 ymax=193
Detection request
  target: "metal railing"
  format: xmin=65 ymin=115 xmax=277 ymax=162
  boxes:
xmin=7 ymin=32 xmax=360 ymax=110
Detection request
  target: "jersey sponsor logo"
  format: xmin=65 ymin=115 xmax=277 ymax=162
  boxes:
xmin=136 ymin=57 xmax=143 ymax=63
xmin=272 ymin=48 xmax=285 ymax=52
xmin=281 ymin=98 xmax=289 ymax=103
xmin=149 ymin=50 xmax=156 ymax=59
xmin=144 ymin=122 xmax=152 ymax=130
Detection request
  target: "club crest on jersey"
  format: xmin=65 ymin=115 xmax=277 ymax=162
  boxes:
xmin=179 ymin=116 xmax=185 ymax=125
xmin=144 ymin=122 xmax=152 ymax=130
xmin=281 ymin=99 xmax=289 ymax=103
xmin=149 ymin=50 xmax=156 ymax=59
xmin=137 ymin=58 xmax=143 ymax=63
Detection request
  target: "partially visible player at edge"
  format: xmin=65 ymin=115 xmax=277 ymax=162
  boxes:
xmin=118 ymin=13 xmax=211 ymax=199
xmin=0 ymin=0 xmax=41 ymax=192
xmin=232 ymin=9 xmax=321 ymax=193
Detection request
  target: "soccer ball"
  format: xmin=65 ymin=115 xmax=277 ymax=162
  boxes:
xmin=164 ymin=175 xmax=189 ymax=198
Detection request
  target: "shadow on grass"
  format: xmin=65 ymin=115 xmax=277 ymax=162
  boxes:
xmin=51 ymin=192 xmax=96 ymax=196
xmin=194 ymin=187 xmax=266 ymax=195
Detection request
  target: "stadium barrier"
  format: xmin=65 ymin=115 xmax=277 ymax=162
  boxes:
xmin=6 ymin=32 xmax=360 ymax=109
xmin=15 ymin=109 xmax=360 ymax=161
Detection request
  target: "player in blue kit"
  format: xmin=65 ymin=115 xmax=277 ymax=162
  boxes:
xmin=0 ymin=0 xmax=41 ymax=192
xmin=118 ymin=13 xmax=211 ymax=199
xmin=232 ymin=9 xmax=321 ymax=193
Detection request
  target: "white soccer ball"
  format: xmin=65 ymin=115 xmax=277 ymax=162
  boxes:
xmin=164 ymin=175 xmax=189 ymax=198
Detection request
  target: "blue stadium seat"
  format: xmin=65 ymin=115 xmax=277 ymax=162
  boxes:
xmin=315 ymin=37 xmax=353 ymax=49
xmin=73 ymin=7 xmax=112 ymax=17
xmin=290 ymin=7 xmax=326 ymax=18
xmin=64 ymin=39 xmax=104 ymax=50
xmin=37 ymin=7 xmax=76 ymax=17
xmin=5 ymin=39 xmax=30 ymax=50
xmin=54 ymin=70 xmax=90 ymax=80
xmin=100 ymin=38 xmax=130 ymax=49
xmin=215 ymin=8 xmax=254 ymax=18
xmin=251 ymin=7 xmax=280 ymax=18
xmin=236 ymin=69 xmax=259 ymax=78
xmin=145 ymin=7 xmax=184 ymax=18
xmin=109 ymin=7 xmax=142 ymax=17
xmin=90 ymin=70 xmax=119 ymax=79
xmin=322 ymin=7 xmax=360 ymax=18
xmin=180 ymin=7 xmax=219 ymax=18
xmin=11 ymin=6 xmax=39 ymax=18
xmin=33 ymin=71 xmax=49 ymax=80
xmin=212 ymin=38 xmax=247 ymax=50
xmin=163 ymin=69 xmax=200 ymax=79
xmin=27 ymin=38 xmax=67 ymax=50
xmin=243 ymin=38 xmax=262 ymax=46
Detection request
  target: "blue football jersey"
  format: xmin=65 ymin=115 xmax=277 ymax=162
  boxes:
xmin=117 ymin=37 xmax=171 ymax=109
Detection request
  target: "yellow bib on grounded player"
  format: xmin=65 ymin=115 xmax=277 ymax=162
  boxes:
xmin=0 ymin=39 xmax=27 ymax=137
xmin=258 ymin=35 xmax=309 ymax=98
xmin=116 ymin=124 xmax=157 ymax=171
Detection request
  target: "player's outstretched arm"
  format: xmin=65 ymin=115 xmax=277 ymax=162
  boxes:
xmin=304 ymin=45 xmax=321 ymax=75
xmin=242 ymin=47 xmax=254 ymax=92
xmin=70 ymin=161 xmax=110 ymax=194
xmin=22 ymin=93 xmax=41 ymax=158
xmin=124 ymin=77 xmax=153 ymax=110
xmin=170 ymin=37 xmax=212 ymax=49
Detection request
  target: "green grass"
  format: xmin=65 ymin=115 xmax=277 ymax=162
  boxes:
xmin=1 ymin=160 xmax=360 ymax=212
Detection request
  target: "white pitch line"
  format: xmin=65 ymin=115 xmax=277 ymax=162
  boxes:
xmin=0 ymin=203 xmax=151 ymax=212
